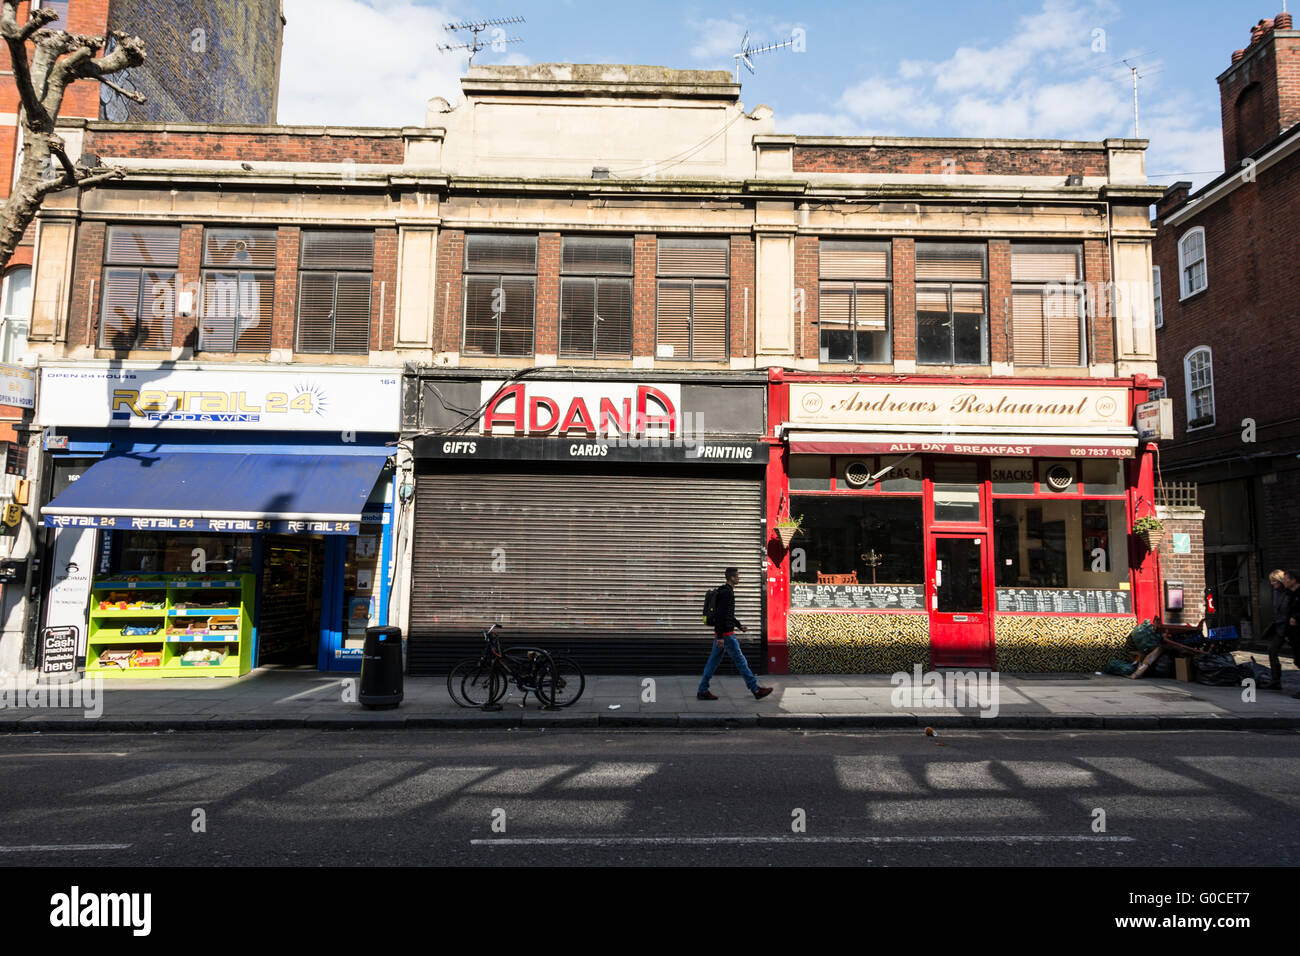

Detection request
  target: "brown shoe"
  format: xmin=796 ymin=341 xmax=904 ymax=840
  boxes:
xmin=754 ymin=686 xmax=773 ymax=700
xmin=697 ymin=691 xmax=718 ymax=700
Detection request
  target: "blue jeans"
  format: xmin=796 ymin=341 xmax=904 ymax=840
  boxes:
xmin=698 ymin=632 xmax=758 ymax=694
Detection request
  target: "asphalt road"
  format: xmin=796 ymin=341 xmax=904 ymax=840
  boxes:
xmin=0 ymin=728 xmax=1296 ymax=867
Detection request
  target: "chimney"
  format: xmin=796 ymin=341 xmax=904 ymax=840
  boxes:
xmin=1156 ymin=181 xmax=1193 ymax=221
xmin=1218 ymin=12 xmax=1300 ymax=167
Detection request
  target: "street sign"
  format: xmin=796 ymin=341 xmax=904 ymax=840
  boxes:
xmin=0 ymin=364 xmax=35 ymax=409
xmin=41 ymin=626 xmax=78 ymax=675
xmin=1136 ymin=398 xmax=1173 ymax=441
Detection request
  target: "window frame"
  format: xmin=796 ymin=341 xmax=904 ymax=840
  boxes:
xmin=654 ymin=237 xmax=730 ymax=362
xmin=1152 ymin=265 xmax=1163 ymax=329
xmin=1183 ymin=345 xmax=1215 ymax=430
xmin=1009 ymin=243 xmax=1086 ymax=368
xmin=295 ymin=229 xmax=374 ymax=355
xmin=198 ymin=228 xmax=277 ymax=354
xmin=461 ymin=233 xmax=538 ymax=358
xmin=818 ymin=239 xmax=892 ymax=365
xmin=98 ymin=225 xmax=182 ymax=351
xmin=914 ymin=241 xmax=989 ymax=366
xmin=559 ymin=235 xmax=633 ymax=359
xmin=1177 ymin=226 xmax=1208 ymax=300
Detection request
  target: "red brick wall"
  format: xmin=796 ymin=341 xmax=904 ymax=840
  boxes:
xmin=372 ymin=226 xmax=397 ymax=351
xmin=1157 ymin=512 xmax=1207 ymax=625
xmin=632 ymin=234 xmax=655 ymax=358
xmin=67 ymin=220 xmax=105 ymax=346
xmin=535 ymin=232 xmax=560 ymax=356
xmin=988 ymin=240 xmax=1011 ymax=364
xmin=433 ymin=229 xmax=464 ymax=353
xmin=793 ymin=146 xmax=1108 ymax=177
xmin=793 ymin=235 xmax=818 ymax=360
xmin=173 ymin=223 xmax=202 ymax=349
xmin=272 ymin=226 xmax=299 ymax=350
xmin=1083 ymin=239 xmax=1113 ymax=364
xmin=83 ymin=129 xmax=404 ymax=164
xmin=729 ymin=234 xmax=753 ymax=358
xmin=891 ymin=238 xmax=915 ymax=362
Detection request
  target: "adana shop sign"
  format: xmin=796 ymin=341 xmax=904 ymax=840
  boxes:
xmin=790 ymin=384 xmax=1131 ymax=431
xmin=38 ymin=364 xmax=401 ymax=432
xmin=482 ymin=381 xmax=681 ymax=437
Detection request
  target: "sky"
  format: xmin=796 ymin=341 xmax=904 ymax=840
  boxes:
xmin=277 ymin=0 xmax=1268 ymax=189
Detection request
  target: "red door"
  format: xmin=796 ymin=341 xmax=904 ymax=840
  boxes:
xmin=928 ymin=532 xmax=993 ymax=667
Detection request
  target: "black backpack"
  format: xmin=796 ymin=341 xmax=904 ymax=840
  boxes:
xmin=702 ymin=588 xmax=718 ymax=627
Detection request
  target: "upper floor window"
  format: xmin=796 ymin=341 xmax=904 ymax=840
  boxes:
xmin=1 ymin=266 xmax=31 ymax=364
xmin=463 ymin=234 xmax=536 ymax=357
xmin=296 ymin=230 xmax=373 ymax=354
xmin=99 ymin=225 xmax=180 ymax=350
xmin=656 ymin=237 xmax=728 ymax=361
xmin=1178 ymin=227 xmax=1207 ymax=299
xmin=201 ymin=228 xmax=275 ymax=352
xmin=819 ymin=240 xmax=891 ymax=364
xmin=1184 ymin=346 xmax=1214 ymax=429
xmin=915 ymin=242 xmax=987 ymax=365
xmin=1010 ymin=244 xmax=1085 ymax=367
xmin=560 ymin=236 xmax=632 ymax=359
xmin=1153 ymin=266 xmax=1163 ymax=329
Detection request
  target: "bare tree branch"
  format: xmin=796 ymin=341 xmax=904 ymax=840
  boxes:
xmin=98 ymin=74 xmax=146 ymax=105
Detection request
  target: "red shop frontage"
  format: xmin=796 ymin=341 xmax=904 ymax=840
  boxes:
xmin=763 ymin=371 xmax=1162 ymax=674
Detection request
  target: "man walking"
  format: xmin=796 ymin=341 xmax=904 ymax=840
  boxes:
xmin=697 ymin=567 xmax=773 ymax=701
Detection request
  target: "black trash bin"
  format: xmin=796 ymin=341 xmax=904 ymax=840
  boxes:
xmin=359 ymin=625 xmax=403 ymax=709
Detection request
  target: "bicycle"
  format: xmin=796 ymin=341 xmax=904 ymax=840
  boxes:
xmin=447 ymin=624 xmax=585 ymax=709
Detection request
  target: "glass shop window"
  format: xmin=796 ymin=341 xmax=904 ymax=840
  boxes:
xmin=790 ymin=496 xmax=924 ymax=585
xmin=113 ymin=533 xmax=255 ymax=574
xmin=932 ymin=460 xmax=981 ymax=522
xmin=993 ymin=499 xmax=1129 ymax=589
xmin=341 ymin=525 xmax=383 ymax=649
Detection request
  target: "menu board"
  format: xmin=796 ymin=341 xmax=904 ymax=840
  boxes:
xmin=996 ymin=588 xmax=1131 ymax=614
xmin=791 ymin=583 xmax=926 ymax=610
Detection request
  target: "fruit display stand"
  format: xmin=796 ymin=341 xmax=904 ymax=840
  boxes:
xmin=86 ymin=573 xmax=255 ymax=678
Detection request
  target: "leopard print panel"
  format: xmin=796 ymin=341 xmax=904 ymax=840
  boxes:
xmin=787 ymin=612 xmax=1137 ymax=673
xmin=994 ymin=616 xmax=1136 ymax=672
xmin=787 ymin=612 xmax=930 ymax=674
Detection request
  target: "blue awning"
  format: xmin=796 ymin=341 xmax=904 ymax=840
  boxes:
xmin=42 ymin=453 xmax=390 ymax=535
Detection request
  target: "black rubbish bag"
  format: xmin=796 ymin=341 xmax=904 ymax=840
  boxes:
xmin=1194 ymin=652 xmax=1242 ymax=686
xmin=1150 ymin=653 xmax=1175 ymax=679
xmin=1238 ymin=660 xmax=1272 ymax=685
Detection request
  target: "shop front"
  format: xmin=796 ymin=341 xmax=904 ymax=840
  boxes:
xmin=35 ymin=363 xmax=400 ymax=677
xmin=767 ymin=374 xmax=1159 ymax=673
xmin=405 ymin=371 xmax=771 ymax=674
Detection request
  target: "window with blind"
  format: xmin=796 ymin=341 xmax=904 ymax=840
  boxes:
xmin=915 ymin=242 xmax=987 ymax=365
xmin=1178 ymin=227 xmax=1207 ymax=299
xmin=560 ymin=236 xmax=633 ymax=358
xmin=199 ymin=228 xmax=275 ymax=352
xmin=463 ymin=234 xmax=536 ymax=357
xmin=1184 ymin=346 xmax=1214 ymax=428
xmin=296 ymin=230 xmax=373 ymax=354
xmin=1010 ymin=244 xmax=1085 ymax=367
xmin=99 ymin=225 xmax=181 ymax=350
xmin=819 ymin=240 xmax=891 ymax=364
xmin=655 ymin=237 xmax=728 ymax=361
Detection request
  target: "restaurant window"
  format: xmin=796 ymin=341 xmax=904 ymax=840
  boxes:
xmin=656 ymin=237 xmax=728 ymax=361
xmin=819 ymin=240 xmax=890 ymax=364
xmin=200 ymin=228 xmax=275 ymax=352
xmin=1010 ymin=244 xmax=1085 ymax=367
xmin=463 ymin=233 xmax=536 ymax=357
xmin=993 ymin=498 xmax=1129 ymax=590
xmin=790 ymin=496 xmax=924 ymax=586
xmin=99 ymin=225 xmax=181 ymax=350
xmin=915 ymin=242 xmax=987 ymax=365
xmin=560 ymin=236 xmax=633 ymax=358
xmin=296 ymin=230 xmax=373 ymax=354
xmin=1184 ymin=346 xmax=1214 ymax=429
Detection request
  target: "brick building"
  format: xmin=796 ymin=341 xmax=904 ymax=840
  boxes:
xmin=1152 ymin=11 xmax=1300 ymax=641
xmin=9 ymin=63 xmax=1167 ymax=677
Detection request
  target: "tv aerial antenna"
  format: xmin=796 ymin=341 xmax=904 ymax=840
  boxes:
xmin=1121 ymin=56 xmax=1162 ymax=138
xmin=438 ymin=16 xmax=525 ymax=65
xmin=732 ymin=31 xmax=795 ymax=82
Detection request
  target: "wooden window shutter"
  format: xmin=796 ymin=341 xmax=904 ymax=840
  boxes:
xmin=656 ymin=281 xmax=691 ymax=358
xmin=332 ymin=273 xmax=372 ymax=353
xmin=1047 ymin=298 xmax=1082 ymax=365
xmin=300 ymin=231 xmax=374 ymax=271
xmin=560 ymin=278 xmax=596 ymax=356
xmin=819 ymin=283 xmax=852 ymax=332
xmin=135 ymin=270 xmax=176 ymax=350
xmin=106 ymin=226 xmax=180 ymax=265
xmin=915 ymin=243 xmax=986 ymax=280
xmin=496 ymin=276 xmax=535 ymax=356
xmin=855 ymin=286 xmax=889 ymax=332
xmin=463 ymin=275 xmax=501 ymax=355
xmin=595 ymin=279 xmax=632 ymax=356
xmin=1012 ymin=289 xmax=1047 ymax=365
xmin=562 ymin=237 xmax=633 ymax=275
xmin=657 ymin=238 xmax=729 ymax=276
xmin=1010 ymin=247 xmax=1080 ymax=282
xmin=99 ymin=268 xmax=141 ymax=348
xmin=204 ymin=229 xmax=278 ymax=270
xmin=296 ymin=272 xmax=337 ymax=352
xmin=691 ymin=282 xmax=728 ymax=359
xmin=820 ymin=241 xmax=890 ymax=279
xmin=465 ymin=234 xmax=537 ymax=274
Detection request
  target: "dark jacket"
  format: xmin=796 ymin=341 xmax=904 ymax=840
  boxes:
xmin=1273 ymin=586 xmax=1292 ymax=632
xmin=714 ymin=582 xmax=743 ymax=636
xmin=1287 ymin=588 xmax=1300 ymax=639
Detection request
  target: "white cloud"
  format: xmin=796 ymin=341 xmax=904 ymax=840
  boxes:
xmin=278 ymin=0 xmax=469 ymax=127
xmin=778 ymin=111 xmax=857 ymax=136
xmin=687 ymin=17 xmax=748 ymax=61
xmin=840 ymin=77 xmax=941 ymax=129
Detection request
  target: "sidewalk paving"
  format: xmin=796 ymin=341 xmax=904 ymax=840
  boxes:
xmin=3 ymin=651 xmax=1300 ymax=731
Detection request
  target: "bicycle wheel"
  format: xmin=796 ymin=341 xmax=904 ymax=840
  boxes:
xmin=537 ymin=656 xmax=585 ymax=708
xmin=460 ymin=660 xmax=506 ymax=706
xmin=446 ymin=659 xmax=480 ymax=707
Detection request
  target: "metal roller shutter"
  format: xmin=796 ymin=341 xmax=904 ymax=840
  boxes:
xmin=408 ymin=465 xmax=765 ymax=674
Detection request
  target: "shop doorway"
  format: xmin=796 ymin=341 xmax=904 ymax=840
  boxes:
xmin=928 ymin=532 xmax=993 ymax=667
xmin=258 ymin=535 xmax=326 ymax=665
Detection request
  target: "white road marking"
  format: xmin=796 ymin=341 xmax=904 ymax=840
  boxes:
xmin=0 ymin=752 xmax=129 ymax=758
xmin=472 ymin=834 xmax=1135 ymax=846
xmin=0 ymin=843 xmax=131 ymax=852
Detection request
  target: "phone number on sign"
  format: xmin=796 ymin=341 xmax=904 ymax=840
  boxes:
xmin=1071 ymin=447 xmax=1132 ymax=457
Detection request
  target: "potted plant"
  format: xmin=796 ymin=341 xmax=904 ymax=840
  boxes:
xmin=774 ymin=514 xmax=804 ymax=549
xmin=1133 ymin=515 xmax=1166 ymax=551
